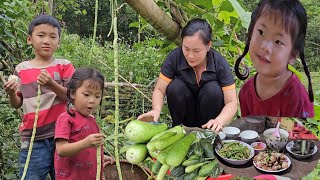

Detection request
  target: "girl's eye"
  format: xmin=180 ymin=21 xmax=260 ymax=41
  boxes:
xmin=275 ymin=40 xmax=284 ymax=45
xmin=96 ymin=96 xmax=101 ymax=99
xmin=258 ymin=30 xmax=263 ymax=35
xmin=38 ymin=34 xmax=44 ymax=37
xmin=83 ymin=93 xmax=89 ymax=96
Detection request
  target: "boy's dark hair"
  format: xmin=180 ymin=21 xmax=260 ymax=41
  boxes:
xmin=67 ymin=67 xmax=105 ymax=117
xmin=181 ymin=18 xmax=212 ymax=45
xmin=28 ymin=14 xmax=61 ymax=37
xmin=234 ymin=0 xmax=313 ymax=102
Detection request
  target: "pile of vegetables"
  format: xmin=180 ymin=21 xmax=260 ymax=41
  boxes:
xmin=124 ymin=120 xmax=223 ymax=179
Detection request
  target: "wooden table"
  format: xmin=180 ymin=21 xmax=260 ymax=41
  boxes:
xmin=216 ymin=117 xmax=320 ymax=179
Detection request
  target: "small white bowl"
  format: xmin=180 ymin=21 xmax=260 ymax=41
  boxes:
xmin=251 ymin=142 xmax=267 ymax=154
xmin=218 ymin=132 xmax=226 ymax=140
xmin=239 ymin=130 xmax=259 ymax=144
xmin=222 ymin=127 xmax=240 ymax=139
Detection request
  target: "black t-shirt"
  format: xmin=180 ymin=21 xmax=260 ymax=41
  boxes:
xmin=160 ymin=47 xmax=235 ymax=93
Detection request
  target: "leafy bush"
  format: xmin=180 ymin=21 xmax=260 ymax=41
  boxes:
xmin=0 ymin=92 xmax=20 ymax=179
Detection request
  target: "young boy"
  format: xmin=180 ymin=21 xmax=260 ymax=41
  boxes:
xmin=3 ymin=14 xmax=75 ymax=179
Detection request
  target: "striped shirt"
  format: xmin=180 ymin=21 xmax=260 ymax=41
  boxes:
xmin=14 ymin=59 xmax=75 ymax=140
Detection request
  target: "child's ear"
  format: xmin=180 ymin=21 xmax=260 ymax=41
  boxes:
xmin=27 ymin=35 xmax=32 ymax=45
xmin=289 ymin=51 xmax=299 ymax=65
xmin=70 ymin=91 xmax=75 ymax=100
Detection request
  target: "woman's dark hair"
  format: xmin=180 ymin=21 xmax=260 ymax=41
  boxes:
xmin=181 ymin=18 xmax=212 ymax=45
xmin=67 ymin=67 xmax=105 ymax=116
xmin=234 ymin=0 xmax=313 ymax=102
xmin=28 ymin=14 xmax=61 ymax=37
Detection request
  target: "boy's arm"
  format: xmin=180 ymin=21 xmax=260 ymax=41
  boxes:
xmin=46 ymin=80 xmax=67 ymax=101
xmin=8 ymin=92 xmax=23 ymax=109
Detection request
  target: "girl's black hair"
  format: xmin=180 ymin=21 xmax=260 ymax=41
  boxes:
xmin=181 ymin=18 xmax=212 ymax=45
xmin=28 ymin=14 xmax=61 ymax=37
xmin=67 ymin=67 xmax=105 ymax=117
xmin=235 ymin=0 xmax=313 ymax=102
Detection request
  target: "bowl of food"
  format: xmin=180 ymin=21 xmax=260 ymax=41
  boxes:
xmin=286 ymin=140 xmax=318 ymax=159
xmin=239 ymin=130 xmax=259 ymax=144
xmin=263 ymin=128 xmax=289 ymax=150
xmin=222 ymin=127 xmax=240 ymax=139
xmin=251 ymin=142 xmax=267 ymax=154
xmin=215 ymin=140 xmax=254 ymax=165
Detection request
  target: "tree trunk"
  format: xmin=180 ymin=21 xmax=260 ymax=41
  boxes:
xmin=124 ymin=0 xmax=181 ymax=45
xmin=48 ymin=0 xmax=53 ymax=15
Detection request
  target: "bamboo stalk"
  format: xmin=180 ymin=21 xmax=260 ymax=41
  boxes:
xmin=112 ymin=1 xmax=123 ymax=179
xmin=89 ymin=0 xmax=99 ymax=65
xmin=91 ymin=0 xmax=102 ymax=179
xmin=21 ymin=84 xmax=41 ymax=180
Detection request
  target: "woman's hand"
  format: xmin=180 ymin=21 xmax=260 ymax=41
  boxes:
xmin=202 ymin=119 xmax=224 ymax=133
xmin=83 ymin=133 xmax=104 ymax=148
xmin=103 ymin=155 xmax=115 ymax=167
xmin=137 ymin=110 xmax=161 ymax=122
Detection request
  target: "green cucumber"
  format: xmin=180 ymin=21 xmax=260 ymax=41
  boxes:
xmin=170 ymin=165 xmax=185 ymax=177
xmin=150 ymin=125 xmax=184 ymax=141
xmin=176 ymin=174 xmax=187 ymax=180
xmin=185 ymin=161 xmax=209 ymax=173
xmin=156 ymin=164 xmax=170 ymax=180
xmin=198 ymin=160 xmax=218 ymax=177
xmin=165 ymin=133 xmax=197 ymax=167
xmin=147 ymin=131 xmax=177 ymax=151
xmin=154 ymin=133 xmax=185 ymax=150
xmin=182 ymin=157 xmax=208 ymax=166
xmin=182 ymin=156 xmax=201 ymax=166
xmin=151 ymin=160 xmax=162 ymax=174
xmin=185 ymin=170 xmax=199 ymax=180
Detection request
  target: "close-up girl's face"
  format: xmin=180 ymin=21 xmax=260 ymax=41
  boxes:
xmin=182 ymin=32 xmax=211 ymax=68
xmin=71 ymin=80 xmax=102 ymax=116
xmin=249 ymin=14 xmax=295 ymax=78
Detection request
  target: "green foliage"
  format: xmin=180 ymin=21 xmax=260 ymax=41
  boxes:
xmin=0 ymin=0 xmax=34 ymax=75
xmin=56 ymin=34 xmax=168 ymax=84
xmin=0 ymin=92 xmax=20 ymax=179
xmin=54 ymin=0 xmax=138 ymax=44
